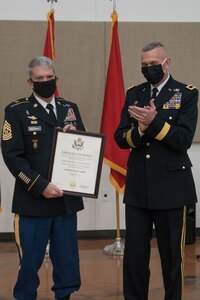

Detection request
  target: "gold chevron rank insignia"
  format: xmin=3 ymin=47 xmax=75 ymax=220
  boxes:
xmin=2 ymin=120 xmax=12 ymax=140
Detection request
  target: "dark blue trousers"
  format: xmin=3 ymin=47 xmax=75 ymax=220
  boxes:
xmin=123 ymin=205 xmax=186 ymax=300
xmin=13 ymin=214 xmax=80 ymax=300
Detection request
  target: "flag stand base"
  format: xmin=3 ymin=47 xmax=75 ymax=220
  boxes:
xmin=103 ymin=237 xmax=124 ymax=256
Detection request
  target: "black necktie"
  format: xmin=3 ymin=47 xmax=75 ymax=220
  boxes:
xmin=151 ymin=87 xmax=158 ymax=100
xmin=46 ymin=103 xmax=57 ymax=125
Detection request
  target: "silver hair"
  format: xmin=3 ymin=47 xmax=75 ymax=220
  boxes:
xmin=142 ymin=41 xmax=165 ymax=52
xmin=27 ymin=56 xmax=56 ymax=77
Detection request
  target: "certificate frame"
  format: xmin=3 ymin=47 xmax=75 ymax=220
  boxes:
xmin=48 ymin=128 xmax=106 ymax=198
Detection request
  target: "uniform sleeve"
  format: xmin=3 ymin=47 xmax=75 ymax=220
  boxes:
xmin=1 ymin=105 xmax=49 ymax=198
xmin=144 ymin=88 xmax=198 ymax=151
xmin=73 ymin=103 xmax=86 ymax=131
xmin=114 ymin=88 xmax=142 ymax=149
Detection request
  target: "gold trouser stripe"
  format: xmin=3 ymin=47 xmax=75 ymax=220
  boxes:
xmin=14 ymin=214 xmax=23 ymax=259
xmin=126 ymin=129 xmax=136 ymax=148
xmin=155 ymin=122 xmax=170 ymax=141
xmin=180 ymin=206 xmax=187 ymax=300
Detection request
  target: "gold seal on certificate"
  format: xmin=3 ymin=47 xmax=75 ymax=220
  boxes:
xmin=48 ymin=128 xmax=106 ymax=198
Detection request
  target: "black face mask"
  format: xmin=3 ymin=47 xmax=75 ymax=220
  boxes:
xmin=32 ymin=79 xmax=56 ymax=98
xmin=141 ymin=64 xmax=164 ymax=84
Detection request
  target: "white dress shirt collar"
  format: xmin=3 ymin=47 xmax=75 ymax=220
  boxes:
xmin=33 ymin=93 xmax=56 ymax=112
xmin=151 ymin=73 xmax=170 ymax=94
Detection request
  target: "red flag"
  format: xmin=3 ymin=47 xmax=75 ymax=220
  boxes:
xmin=100 ymin=12 xmax=129 ymax=194
xmin=43 ymin=9 xmax=55 ymax=60
xmin=43 ymin=9 xmax=58 ymax=95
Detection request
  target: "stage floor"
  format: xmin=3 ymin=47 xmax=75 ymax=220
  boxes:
xmin=0 ymin=238 xmax=200 ymax=299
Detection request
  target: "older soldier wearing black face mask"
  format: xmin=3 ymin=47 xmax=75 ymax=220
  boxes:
xmin=1 ymin=56 xmax=86 ymax=300
xmin=115 ymin=42 xmax=198 ymax=300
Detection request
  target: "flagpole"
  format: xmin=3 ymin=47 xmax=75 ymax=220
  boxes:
xmin=0 ymin=181 xmax=2 ymax=213
xmin=116 ymin=191 xmax=120 ymax=239
xmin=103 ymin=190 xmax=124 ymax=256
xmin=44 ymin=0 xmax=58 ymax=265
xmin=110 ymin=0 xmax=118 ymax=12
xmin=102 ymin=1 xmax=125 ymax=256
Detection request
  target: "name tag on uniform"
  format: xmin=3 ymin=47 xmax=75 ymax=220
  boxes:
xmin=28 ymin=126 xmax=42 ymax=132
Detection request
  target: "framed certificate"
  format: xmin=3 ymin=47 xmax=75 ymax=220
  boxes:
xmin=49 ymin=128 xmax=106 ymax=198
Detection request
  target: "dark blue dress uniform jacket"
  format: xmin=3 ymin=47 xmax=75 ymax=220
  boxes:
xmin=1 ymin=94 xmax=85 ymax=216
xmin=114 ymin=76 xmax=198 ymax=210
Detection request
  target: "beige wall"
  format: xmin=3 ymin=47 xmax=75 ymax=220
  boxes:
xmin=0 ymin=21 xmax=200 ymax=141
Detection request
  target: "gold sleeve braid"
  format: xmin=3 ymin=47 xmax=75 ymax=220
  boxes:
xmin=155 ymin=122 xmax=170 ymax=141
xmin=126 ymin=129 xmax=136 ymax=148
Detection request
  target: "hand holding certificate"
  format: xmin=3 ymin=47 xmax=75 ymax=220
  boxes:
xmin=49 ymin=128 xmax=105 ymax=198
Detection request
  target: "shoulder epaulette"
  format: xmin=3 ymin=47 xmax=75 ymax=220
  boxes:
xmin=57 ymin=96 xmax=66 ymax=101
xmin=186 ymin=84 xmax=196 ymax=91
xmin=10 ymin=98 xmax=29 ymax=108
xmin=127 ymin=84 xmax=135 ymax=91
xmin=57 ymin=96 xmax=75 ymax=104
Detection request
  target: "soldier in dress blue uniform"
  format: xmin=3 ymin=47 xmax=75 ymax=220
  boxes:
xmin=1 ymin=56 xmax=86 ymax=300
xmin=114 ymin=42 xmax=198 ymax=300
